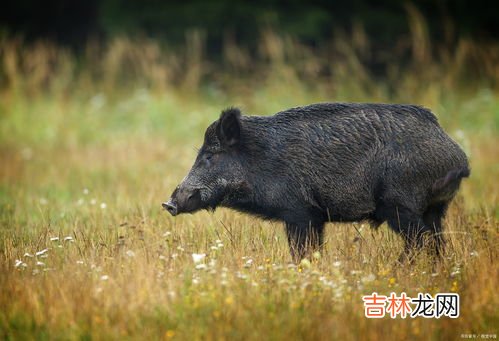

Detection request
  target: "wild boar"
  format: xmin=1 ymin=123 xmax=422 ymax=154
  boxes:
xmin=163 ymin=103 xmax=469 ymax=262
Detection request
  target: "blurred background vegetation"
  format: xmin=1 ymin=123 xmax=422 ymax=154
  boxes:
xmin=1 ymin=0 xmax=499 ymax=87
xmin=2 ymin=0 xmax=499 ymax=48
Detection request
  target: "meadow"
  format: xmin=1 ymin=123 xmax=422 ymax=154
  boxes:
xmin=0 ymin=28 xmax=498 ymax=340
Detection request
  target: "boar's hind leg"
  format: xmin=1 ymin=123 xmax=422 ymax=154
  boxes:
xmin=285 ymin=221 xmax=324 ymax=263
xmin=422 ymin=203 xmax=448 ymax=259
xmin=385 ymin=206 xmax=432 ymax=264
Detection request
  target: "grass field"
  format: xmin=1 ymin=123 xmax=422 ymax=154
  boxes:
xmin=0 ymin=34 xmax=498 ymax=340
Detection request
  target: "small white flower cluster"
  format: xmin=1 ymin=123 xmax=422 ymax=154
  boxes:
xmin=243 ymin=258 xmax=253 ymax=268
xmin=15 ymin=248 xmax=55 ymax=273
xmin=49 ymin=236 xmax=74 ymax=242
xmin=450 ymin=263 xmax=462 ymax=277
xmin=14 ymin=259 xmax=27 ymax=268
xmin=192 ymin=253 xmax=206 ymax=264
xmin=76 ymin=188 xmax=107 ymax=209
xmin=210 ymin=239 xmax=224 ymax=251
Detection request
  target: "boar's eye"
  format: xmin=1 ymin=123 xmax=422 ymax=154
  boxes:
xmin=204 ymin=153 xmax=214 ymax=165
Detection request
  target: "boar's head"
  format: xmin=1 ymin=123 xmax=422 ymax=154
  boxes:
xmin=163 ymin=108 xmax=250 ymax=216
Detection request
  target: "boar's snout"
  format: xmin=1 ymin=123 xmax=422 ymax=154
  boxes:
xmin=163 ymin=186 xmax=202 ymax=216
xmin=162 ymin=200 xmax=178 ymax=216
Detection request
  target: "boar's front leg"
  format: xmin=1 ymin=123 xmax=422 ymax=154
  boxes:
xmin=285 ymin=221 xmax=324 ymax=263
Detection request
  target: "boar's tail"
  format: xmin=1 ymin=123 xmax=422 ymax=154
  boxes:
xmin=431 ymin=167 xmax=470 ymax=201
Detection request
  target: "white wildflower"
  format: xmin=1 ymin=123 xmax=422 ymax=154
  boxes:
xmin=100 ymin=203 xmax=107 ymax=209
xmin=50 ymin=237 xmax=59 ymax=241
xmin=361 ymin=274 xmax=376 ymax=283
xmin=192 ymin=253 xmax=206 ymax=263
xmin=236 ymin=272 xmax=248 ymax=280
xmin=100 ymin=275 xmax=109 ymax=281
xmin=126 ymin=250 xmax=136 ymax=258
xmin=35 ymin=249 xmax=49 ymax=256
xmin=195 ymin=264 xmax=208 ymax=270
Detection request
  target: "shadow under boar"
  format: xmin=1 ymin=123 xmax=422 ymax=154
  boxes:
xmin=163 ymin=103 xmax=469 ymax=263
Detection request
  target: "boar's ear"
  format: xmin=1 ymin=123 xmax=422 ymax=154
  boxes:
xmin=217 ymin=108 xmax=241 ymax=147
